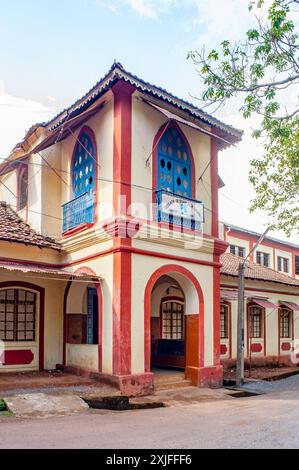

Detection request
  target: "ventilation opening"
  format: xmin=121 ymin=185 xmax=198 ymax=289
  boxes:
xmin=83 ymin=396 xmax=165 ymax=411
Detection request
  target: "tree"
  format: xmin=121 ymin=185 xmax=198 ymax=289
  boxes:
xmin=187 ymin=0 xmax=299 ymax=236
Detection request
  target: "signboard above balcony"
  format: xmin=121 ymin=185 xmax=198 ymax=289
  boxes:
xmin=156 ymin=190 xmax=204 ymax=231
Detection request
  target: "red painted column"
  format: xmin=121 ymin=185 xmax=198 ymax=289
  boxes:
xmin=211 ymin=131 xmax=222 ymax=368
xmin=112 ymin=81 xmax=135 ymax=376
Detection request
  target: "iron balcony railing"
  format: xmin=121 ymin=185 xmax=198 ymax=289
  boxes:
xmin=62 ymin=192 xmax=94 ymax=233
xmin=156 ymin=189 xmax=204 ymax=231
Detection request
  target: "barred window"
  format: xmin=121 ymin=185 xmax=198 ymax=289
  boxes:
xmin=0 ymin=289 xmax=36 ymax=342
xmin=220 ymin=303 xmax=229 ymax=339
xmin=162 ymin=301 xmax=184 ymax=340
xmin=280 ymin=308 xmax=292 ymax=338
xmin=249 ymin=305 xmax=263 ymax=338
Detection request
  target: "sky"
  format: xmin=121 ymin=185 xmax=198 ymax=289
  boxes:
xmin=0 ymin=0 xmax=298 ymax=244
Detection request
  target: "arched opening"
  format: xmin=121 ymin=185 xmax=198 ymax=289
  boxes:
xmin=17 ymin=165 xmax=28 ymax=211
xmin=63 ymin=269 xmax=102 ymax=373
xmin=144 ymin=265 xmax=204 ymax=384
xmin=151 ymin=276 xmax=186 ymax=369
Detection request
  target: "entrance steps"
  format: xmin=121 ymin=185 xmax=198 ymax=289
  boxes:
xmin=154 ymin=371 xmax=192 ymax=391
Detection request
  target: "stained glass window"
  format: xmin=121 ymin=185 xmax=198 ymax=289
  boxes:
xmin=72 ymin=130 xmax=95 ymax=200
xmin=157 ymin=127 xmax=192 ymax=198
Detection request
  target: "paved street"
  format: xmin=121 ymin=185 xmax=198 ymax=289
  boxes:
xmin=1 ymin=375 xmax=299 ymax=449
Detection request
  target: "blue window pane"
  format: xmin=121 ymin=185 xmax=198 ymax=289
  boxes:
xmin=157 ymin=127 xmax=191 ymax=198
xmin=72 ymin=131 xmax=95 ymax=199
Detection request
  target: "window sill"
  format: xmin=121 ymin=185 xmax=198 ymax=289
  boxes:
xmin=62 ymin=222 xmax=93 ymax=239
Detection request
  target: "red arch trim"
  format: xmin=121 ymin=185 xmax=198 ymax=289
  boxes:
xmin=144 ymin=264 xmax=204 ymax=373
xmin=0 ymin=281 xmax=45 ymax=370
xmin=152 ymin=120 xmax=196 ymax=204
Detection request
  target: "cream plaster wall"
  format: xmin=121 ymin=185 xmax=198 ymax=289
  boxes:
xmin=0 ymin=171 xmax=17 ymax=209
xmin=66 ymin=344 xmax=98 ymax=372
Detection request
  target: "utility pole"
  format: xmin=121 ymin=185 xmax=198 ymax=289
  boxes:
xmin=235 ymin=226 xmax=272 ymax=388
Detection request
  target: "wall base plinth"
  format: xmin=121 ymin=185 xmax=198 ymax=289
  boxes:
xmin=58 ymin=365 xmax=154 ymax=397
xmin=186 ymin=365 xmax=223 ymax=388
xmin=102 ymin=372 xmax=155 ymax=396
xmin=222 ymin=355 xmax=297 ymax=369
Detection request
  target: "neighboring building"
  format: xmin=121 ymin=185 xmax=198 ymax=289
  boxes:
xmin=220 ymin=253 xmax=299 ymax=366
xmin=0 ymin=63 xmax=242 ymax=395
xmin=222 ymin=223 xmax=299 ymax=279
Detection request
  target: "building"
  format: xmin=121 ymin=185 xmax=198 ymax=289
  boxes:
xmin=0 ymin=63 xmax=298 ymax=395
xmin=220 ymin=253 xmax=299 ymax=366
xmin=222 ymin=223 xmax=299 ymax=279
xmin=0 ymin=63 xmax=243 ymax=395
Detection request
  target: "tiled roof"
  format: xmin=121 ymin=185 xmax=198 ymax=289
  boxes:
xmin=6 ymin=62 xmax=242 ymax=161
xmin=221 ymin=252 xmax=299 ymax=287
xmin=46 ymin=62 xmax=243 ymax=140
xmin=0 ymin=202 xmax=60 ymax=251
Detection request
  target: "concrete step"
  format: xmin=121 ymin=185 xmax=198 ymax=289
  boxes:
xmin=154 ymin=373 xmax=185 ymax=384
xmin=155 ymin=379 xmax=192 ymax=391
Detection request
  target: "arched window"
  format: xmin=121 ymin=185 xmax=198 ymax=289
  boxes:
xmin=279 ymin=307 xmax=292 ymax=338
xmin=0 ymin=289 xmax=36 ymax=342
xmin=72 ymin=129 xmax=96 ymax=200
xmin=17 ymin=166 xmax=28 ymax=211
xmin=157 ymin=126 xmax=192 ymax=198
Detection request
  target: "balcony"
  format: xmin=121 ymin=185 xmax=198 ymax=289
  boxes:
xmin=156 ymin=190 xmax=204 ymax=231
xmin=62 ymin=192 xmax=94 ymax=233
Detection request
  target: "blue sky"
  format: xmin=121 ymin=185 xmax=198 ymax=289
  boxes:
xmin=0 ymin=0 xmax=298 ymax=243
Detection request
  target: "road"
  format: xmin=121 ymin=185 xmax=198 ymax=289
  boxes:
xmin=1 ymin=375 xmax=299 ymax=449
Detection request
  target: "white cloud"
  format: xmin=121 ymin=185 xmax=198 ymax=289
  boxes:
xmin=95 ymin=0 xmax=175 ymax=19
xmin=0 ymin=84 xmax=55 ymax=160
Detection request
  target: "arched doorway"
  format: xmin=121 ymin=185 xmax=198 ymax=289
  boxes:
xmin=151 ymin=276 xmax=186 ymax=369
xmin=144 ymin=265 xmax=204 ymax=385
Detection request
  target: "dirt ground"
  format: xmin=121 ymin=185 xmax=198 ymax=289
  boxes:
xmin=0 ymin=370 xmax=119 ymax=397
